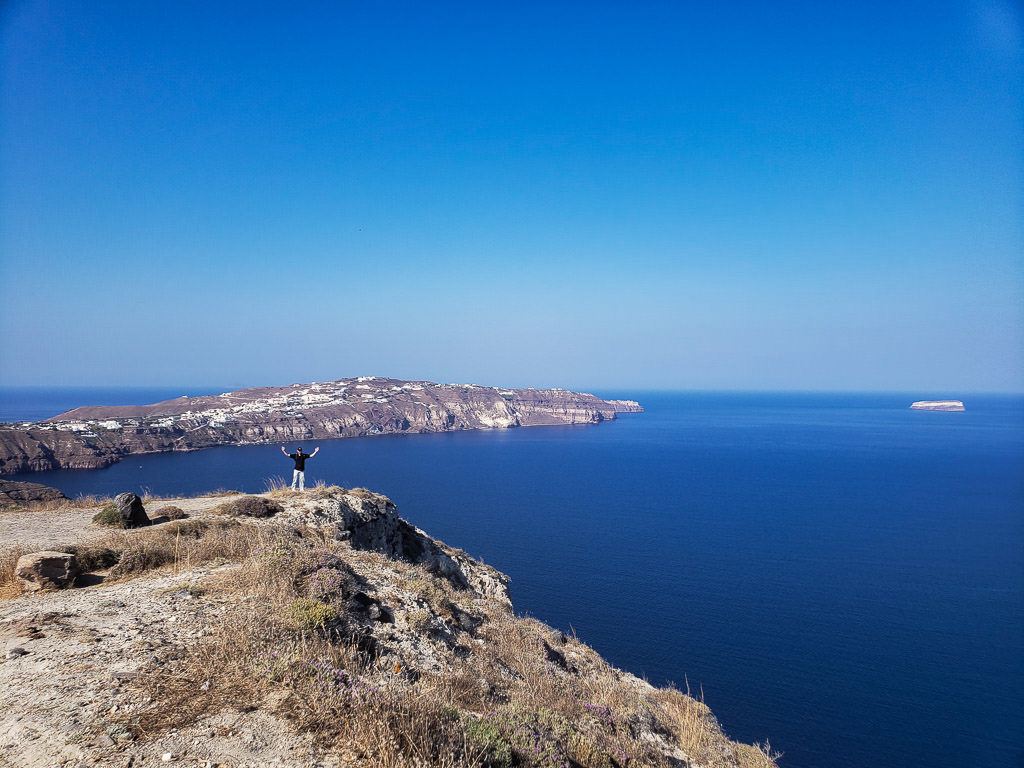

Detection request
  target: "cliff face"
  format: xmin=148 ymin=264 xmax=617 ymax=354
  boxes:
xmin=0 ymin=377 xmax=643 ymax=474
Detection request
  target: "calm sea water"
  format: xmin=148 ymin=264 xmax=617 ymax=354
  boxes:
xmin=3 ymin=388 xmax=1022 ymax=768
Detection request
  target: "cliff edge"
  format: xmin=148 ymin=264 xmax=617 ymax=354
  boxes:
xmin=0 ymin=488 xmax=774 ymax=768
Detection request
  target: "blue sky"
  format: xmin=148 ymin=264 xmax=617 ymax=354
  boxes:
xmin=1 ymin=1 xmax=1021 ymax=392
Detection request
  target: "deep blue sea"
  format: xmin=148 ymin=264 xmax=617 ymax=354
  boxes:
xmin=3 ymin=387 xmax=1023 ymax=768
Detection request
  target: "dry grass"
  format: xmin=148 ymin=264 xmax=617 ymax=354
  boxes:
xmin=212 ymin=496 xmax=283 ymax=518
xmin=115 ymin=536 xmax=488 ymax=768
xmin=0 ymin=519 xmax=278 ymax=598
xmin=263 ymin=475 xmax=291 ymax=494
xmin=1 ymin=485 xmax=776 ymax=768
xmin=0 ymin=545 xmax=34 ymax=599
xmin=0 ymin=494 xmax=113 ymax=513
xmin=1 ymin=489 xmax=179 ymax=514
xmin=109 ymin=528 xmax=777 ymax=768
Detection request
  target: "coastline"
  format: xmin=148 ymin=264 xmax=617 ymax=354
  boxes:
xmin=0 ymin=378 xmax=642 ymax=476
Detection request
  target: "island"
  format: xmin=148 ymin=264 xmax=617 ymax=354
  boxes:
xmin=910 ymin=400 xmax=966 ymax=412
xmin=0 ymin=377 xmax=643 ymax=474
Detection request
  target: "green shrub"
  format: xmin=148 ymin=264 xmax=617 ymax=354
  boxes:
xmin=286 ymin=598 xmax=337 ymax=630
xmin=463 ymin=717 xmax=516 ymax=768
xmin=92 ymin=503 xmax=124 ymax=528
xmin=214 ymin=496 xmax=282 ymax=518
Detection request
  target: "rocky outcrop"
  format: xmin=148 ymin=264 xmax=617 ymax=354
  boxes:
xmin=288 ymin=490 xmax=511 ymax=605
xmin=0 ymin=489 xmax=775 ymax=768
xmin=0 ymin=480 xmax=68 ymax=506
xmin=910 ymin=400 xmax=965 ymax=411
xmin=0 ymin=377 xmax=643 ymax=475
xmin=14 ymin=552 xmax=80 ymax=591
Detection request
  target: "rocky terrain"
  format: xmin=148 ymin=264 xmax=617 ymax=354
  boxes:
xmin=0 ymin=479 xmax=68 ymax=506
xmin=1 ymin=488 xmax=774 ymax=768
xmin=0 ymin=377 xmax=642 ymax=474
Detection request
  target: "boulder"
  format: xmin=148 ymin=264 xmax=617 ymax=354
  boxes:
xmin=0 ymin=480 xmax=68 ymax=506
xmin=115 ymin=492 xmax=150 ymax=528
xmin=15 ymin=551 xmax=80 ymax=591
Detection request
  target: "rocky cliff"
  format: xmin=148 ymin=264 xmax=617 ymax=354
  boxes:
xmin=0 ymin=487 xmax=775 ymax=768
xmin=0 ymin=377 xmax=643 ymax=474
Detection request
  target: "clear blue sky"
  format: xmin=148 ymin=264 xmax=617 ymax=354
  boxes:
xmin=2 ymin=1 xmax=1021 ymax=392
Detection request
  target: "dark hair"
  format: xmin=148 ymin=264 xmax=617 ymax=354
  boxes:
xmin=296 ymin=447 xmax=303 ymax=452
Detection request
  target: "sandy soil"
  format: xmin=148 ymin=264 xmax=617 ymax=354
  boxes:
xmin=0 ymin=495 xmax=244 ymax=552
xmin=0 ymin=564 xmax=350 ymax=768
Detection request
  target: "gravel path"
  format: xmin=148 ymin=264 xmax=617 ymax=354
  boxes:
xmin=0 ymin=565 xmax=342 ymax=768
xmin=0 ymin=495 xmax=244 ymax=552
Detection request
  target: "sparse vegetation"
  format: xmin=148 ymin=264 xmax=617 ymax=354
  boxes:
xmin=154 ymin=505 xmax=187 ymax=520
xmin=0 ymin=493 xmax=113 ymax=513
xmin=96 ymin=530 xmax=777 ymax=768
xmin=91 ymin=502 xmax=124 ymax=528
xmin=3 ymin=487 xmax=777 ymax=768
xmin=285 ymin=598 xmax=338 ymax=630
xmin=0 ymin=518 xmax=273 ymax=596
xmin=213 ymin=495 xmax=282 ymax=518
xmin=310 ymin=481 xmax=346 ymax=499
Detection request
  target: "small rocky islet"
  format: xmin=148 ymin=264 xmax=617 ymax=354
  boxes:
xmin=909 ymin=400 xmax=965 ymax=411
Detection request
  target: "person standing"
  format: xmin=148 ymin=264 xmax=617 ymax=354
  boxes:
xmin=281 ymin=445 xmax=319 ymax=491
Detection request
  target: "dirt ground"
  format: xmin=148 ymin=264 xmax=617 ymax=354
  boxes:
xmin=0 ymin=495 xmax=244 ymax=552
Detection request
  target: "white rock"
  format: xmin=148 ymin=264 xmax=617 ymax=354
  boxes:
xmin=910 ymin=400 xmax=965 ymax=411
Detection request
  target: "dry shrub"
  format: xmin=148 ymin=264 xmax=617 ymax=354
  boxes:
xmin=154 ymin=505 xmax=187 ymax=520
xmin=654 ymin=686 xmax=778 ymax=767
xmin=95 ymin=528 xmax=776 ymax=768
xmin=98 ymin=520 xmax=254 ymax=579
xmin=263 ymin=475 xmax=294 ymax=496
xmin=214 ymin=495 xmax=282 ymax=518
xmin=0 ymin=545 xmax=33 ymax=599
xmin=348 ymin=487 xmax=392 ymax=504
xmin=65 ymin=542 xmax=121 ymax=571
xmin=118 ymin=539 xmax=487 ymax=768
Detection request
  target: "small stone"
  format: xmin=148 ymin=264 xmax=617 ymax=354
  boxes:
xmin=161 ymin=753 xmax=174 ymax=762
xmin=6 ymin=646 xmax=28 ymax=658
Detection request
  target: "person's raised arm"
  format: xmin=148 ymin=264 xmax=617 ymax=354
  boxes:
xmin=312 ymin=447 xmax=320 ymax=456
xmin=281 ymin=446 xmax=289 ymax=455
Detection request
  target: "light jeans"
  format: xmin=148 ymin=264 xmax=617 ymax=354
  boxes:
xmin=291 ymin=469 xmax=305 ymax=490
